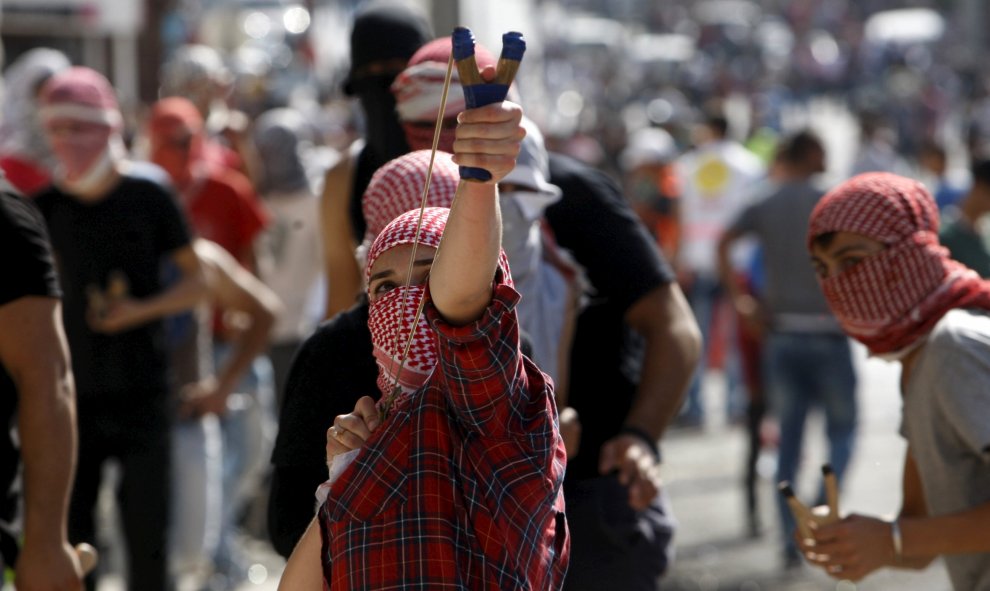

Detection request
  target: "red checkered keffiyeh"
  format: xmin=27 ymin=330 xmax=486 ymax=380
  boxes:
xmin=365 ymin=206 xmax=513 ymax=397
xmin=366 ymin=207 xmax=447 ymax=396
xmin=808 ymin=172 xmax=990 ymax=354
xmin=361 ymin=150 xmax=459 ymax=245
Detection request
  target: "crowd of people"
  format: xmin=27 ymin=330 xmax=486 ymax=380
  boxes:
xmin=1 ymin=0 xmax=990 ymax=590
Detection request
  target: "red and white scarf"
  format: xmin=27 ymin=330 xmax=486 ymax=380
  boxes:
xmin=366 ymin=207 xmax=513 ymax=397
xmin=361 ymin=150 xmax=459 ymax=244
xmin=808 ymin=172 xmax=990 ymax=355
xmin=366 ymin=207 xmax=448 ymax=397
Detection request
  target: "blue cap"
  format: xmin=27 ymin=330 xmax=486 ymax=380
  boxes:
xmin=452 ymin=27 xmax=476 ymax=61
xmin=500 ymin=32 xmax=526 ymax=61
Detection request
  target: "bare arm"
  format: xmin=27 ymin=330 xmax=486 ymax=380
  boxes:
xmin=93 ymin=244 xmax=206 ymax=333
xmin=622 ymin=282 xmax=702 ymax=439
xmin=898 ymin=448 xmax=985 ymax=565
xmin=598 ymin=281 xmax=701 ymax=510
xmin=182 ymin=239 xmax=282 ymax=416
xmin=429 ymin=100 xmax=524 ymax=326
xmin=0 ymin=296 xmax=83 ymax=590
xmin=717 ymin=227 xmax=764 ymax=336
xmin=277 ymin=517 xmax=323 ymax=590
xmin=321 ymin=150 xmax=362 ymax=319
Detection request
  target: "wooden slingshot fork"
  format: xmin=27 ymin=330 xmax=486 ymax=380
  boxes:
xmin=778 ymin=464 xmax=841 ymax=539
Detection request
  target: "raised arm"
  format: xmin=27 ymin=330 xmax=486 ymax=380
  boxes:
xmin=429 ymin=100 xmax=524 ymax=326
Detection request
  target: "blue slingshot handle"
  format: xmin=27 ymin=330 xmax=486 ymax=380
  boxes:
xmin=452 ymin=27 xmax=526 ymax=182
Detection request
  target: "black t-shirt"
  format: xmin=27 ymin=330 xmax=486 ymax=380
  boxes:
xmin=544 ymin=153 xmax=675 ymax=479
xmin=0 ymin=190 xmax=62 ymax=520
xmin=268 ymin=301 xmax=378 ymax=557
xmin=34 ymin=175 xmax=191 ymax=398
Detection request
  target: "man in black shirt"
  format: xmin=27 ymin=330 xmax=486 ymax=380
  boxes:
xmin=34 ymin=67 xmax=204 ymax=591
xmin=544 ymin=153 xmax=701 ymax=591
xmin=0 ymin=181 xmax=84 ymax=589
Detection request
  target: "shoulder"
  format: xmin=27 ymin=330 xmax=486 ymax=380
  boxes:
xmin=116 ymin=172 xmax=178 ymax=202
xmin=0 ymin=190 xmax=43 ymax=230
xmin=213 ymin=166 xmax=255 ymax=196
xmin=921 ymin=309 xmax=990 ymax=374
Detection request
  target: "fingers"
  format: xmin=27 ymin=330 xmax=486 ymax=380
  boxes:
xmin=456 ymin=101 xmax=523 ymax=126
xmin=353 ymin=396 xmax=381 ymax=432
xmin=326 ymin=426 xmax=349 ymax=462
xmin=479 ymin=64 xmax=497 ymax=83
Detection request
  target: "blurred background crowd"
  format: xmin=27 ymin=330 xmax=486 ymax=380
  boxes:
xmin=3 ymin=0 xmax=990 ymax=590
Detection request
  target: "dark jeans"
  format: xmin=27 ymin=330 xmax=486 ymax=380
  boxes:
xmin=766 ymin=333 xmax=857 ymax=559
xmin=563 ymin=475 xmax=675 ymax=591
xmin=69 ymin=398 xmax=172 ymax=591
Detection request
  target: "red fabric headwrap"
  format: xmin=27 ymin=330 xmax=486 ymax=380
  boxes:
xmin=808 ymin=172 xmax=990 ymax=354
xmin=395 ymin=36 xmax=496 ymax=152
xmin=147 ymin=97 xmax=206 ymax=188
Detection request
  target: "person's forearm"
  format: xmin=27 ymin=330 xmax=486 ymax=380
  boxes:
xmin=135 ymin=268 xmax=207 ymax=324
xmin=428 ymin=181 xmax=501 ymax=325
xmin=217 ymin=310 xmax=275 ymax=394
xmin=321 ymin=159 xmax=362 ymax=319
xmin=716 ymin=235 xmax=743 ymax=302
xmin=18 ymin=350 xmax=76 ymax=549
xmin=624 ymin=284 xmax=702 ymax=440
xmin=215 ymin=306 xmax=276 ymax=397
xmin=278 ymin=517 xmax=324 ymax=590
xmin=900 ymin=501 xmax=990 ymax=559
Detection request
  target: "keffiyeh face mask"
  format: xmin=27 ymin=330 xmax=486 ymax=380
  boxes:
xmin=366 ymin=208 xmax=448 ymax=399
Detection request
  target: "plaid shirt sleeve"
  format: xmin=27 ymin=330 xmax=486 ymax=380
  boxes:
xmin=426 ymin=272 xmax=558 ymax=441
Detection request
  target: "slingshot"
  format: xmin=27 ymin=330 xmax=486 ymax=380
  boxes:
xmin=451 ymin=27 xmax=525 ymax=182
xmin=778 ymin=463 xmax=841 ymax=539
xmin=379 ymin=26 xmax=526 ymax=421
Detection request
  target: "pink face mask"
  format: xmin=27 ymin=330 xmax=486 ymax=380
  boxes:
xmin=45 ymin=120 xmax=114 ymax=180
xmin=368 ymin=283 xmax=438 ymax=397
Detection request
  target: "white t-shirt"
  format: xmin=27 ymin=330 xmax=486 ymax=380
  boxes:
xmin=902 ymin=308 xmax=990 ymax=591
xmin=676 ymin=140 xmax=764 ymax=276
xmin=257 ymin=187 xmax=325 ymax=343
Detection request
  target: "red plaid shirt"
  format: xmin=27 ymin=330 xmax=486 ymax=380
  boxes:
xmin=318 ymin=278 xmax=569 ymax=589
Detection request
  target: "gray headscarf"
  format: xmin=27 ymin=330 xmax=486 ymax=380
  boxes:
xmin=0 ymin=48 xmax=71 ymax=163
xmin=252 ymin=108 xmax=314 ymax=195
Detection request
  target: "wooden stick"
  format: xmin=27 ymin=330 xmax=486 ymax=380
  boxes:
xmin=823 ymin=463 xmax=840 ymax=520
xmin=778 ymin=463 xmax=842 ymax=541
xmin=778 ymin=482 xmax=814 ymax=539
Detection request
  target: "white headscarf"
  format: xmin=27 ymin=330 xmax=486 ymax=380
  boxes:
xmin=0 ymin=48 xmax=71 ymax=163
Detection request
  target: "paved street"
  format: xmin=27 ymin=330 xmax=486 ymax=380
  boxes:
xmin=660 ymin=344 xmax=952 ymax=591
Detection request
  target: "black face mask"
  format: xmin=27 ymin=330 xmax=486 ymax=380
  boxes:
xmin=351 ymin=74 xmax=410 ymax=164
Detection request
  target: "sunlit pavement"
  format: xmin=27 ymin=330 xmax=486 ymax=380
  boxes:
xmin=660 ymin=342 xmax=952 ymax=591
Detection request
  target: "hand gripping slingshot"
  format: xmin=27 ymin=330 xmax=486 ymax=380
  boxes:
xmin=378 ymin=27 xmax=526 ymax=421
xmin=451 ymin=27 xmax=526 ymax=181
xmin=778 ymin=463 xmax=841 ymax=539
